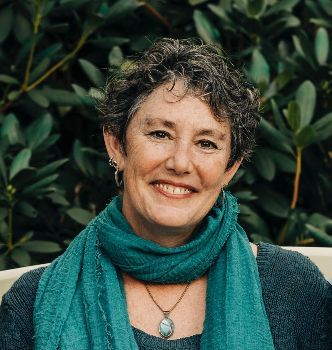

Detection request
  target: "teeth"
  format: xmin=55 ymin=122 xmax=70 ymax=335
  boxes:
xmin=154 ymin=183 xmax=192 ymax=194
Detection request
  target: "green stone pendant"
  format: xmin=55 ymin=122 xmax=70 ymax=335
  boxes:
xmin=158 ymin=312 xmax=174 ymax=338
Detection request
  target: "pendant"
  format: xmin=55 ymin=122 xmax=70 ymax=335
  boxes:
xmin=158 ymin=312 xmax=174 ymax=338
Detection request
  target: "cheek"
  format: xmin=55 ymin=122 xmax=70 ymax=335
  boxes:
xmin=127 ymin=139 xmax=170 ymax=167
xmin=195 ymin=157 xmax=227 ymax=188
xmin=124 ymin=143 xmax=165 ymax=181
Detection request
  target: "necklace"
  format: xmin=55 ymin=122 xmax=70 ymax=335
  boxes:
xmin=144 ymin=281 xmax=191 ymax=339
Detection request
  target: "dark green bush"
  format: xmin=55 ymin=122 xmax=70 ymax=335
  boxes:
xmin=0 ymin=0 xmax=331 ymax=270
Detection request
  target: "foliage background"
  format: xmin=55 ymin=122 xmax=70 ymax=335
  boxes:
xmin=0 ymin=0 xmax=331 ymax=270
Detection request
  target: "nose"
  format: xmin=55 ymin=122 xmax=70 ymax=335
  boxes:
xmin=165 ymin=140 xmax=194 ymax=175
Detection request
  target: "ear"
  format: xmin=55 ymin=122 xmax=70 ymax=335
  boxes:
xmin=103 ymin=128 xmax=125 ymax=170
xmin=222 ymin=159 xmax=243 ymax=187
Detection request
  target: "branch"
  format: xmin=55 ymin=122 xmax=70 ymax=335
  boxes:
xmin=277 ymin=221 xmax=288 ymax=245
xmin=7 ymin=207 xmax=13 ymax=251
xmin=278 ymin=147 xmax=302 ymax=245
xmin=141 ymin=2 xmax=171 ymax=30
xmin=24 ymin=32 xmax=91 ymax=92
xmin=22 ymin=0 xmax=44 ymax=90
xmin=290 ymin=147 xmax=302 ymax=209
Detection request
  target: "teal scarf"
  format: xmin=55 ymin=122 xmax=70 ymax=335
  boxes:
xmin=34 ymin=192 xmax=274 ymax=349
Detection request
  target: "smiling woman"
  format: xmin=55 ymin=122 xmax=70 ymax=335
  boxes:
xmin=104 ymin=80 xmax=240 ymax=246
xmin=0 ymin=38 xmax=331 ymax=350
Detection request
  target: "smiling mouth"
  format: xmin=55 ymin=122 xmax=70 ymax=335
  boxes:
xmin=152 ymin=181 xmax=196 ymax=196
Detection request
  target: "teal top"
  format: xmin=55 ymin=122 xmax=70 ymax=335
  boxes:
xmin=0 ymin=242 xmax=331 ymax=349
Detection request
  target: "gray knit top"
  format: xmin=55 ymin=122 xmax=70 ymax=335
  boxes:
xmin=0 ymin=242 xmax=331 ymax=349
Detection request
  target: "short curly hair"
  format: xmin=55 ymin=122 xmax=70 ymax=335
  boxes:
xmin=99 ymin=38 xmax=260 ymax=168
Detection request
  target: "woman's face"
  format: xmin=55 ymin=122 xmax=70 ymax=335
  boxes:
xmin=104 ymin=81 xmax=241 ymax=246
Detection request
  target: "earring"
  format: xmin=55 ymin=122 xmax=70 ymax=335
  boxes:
xmin=108 ymin=157 xmax=123 ymax=187
xmin=114 ymin=168 xmax=123 ymax=187
xmin=109 ymin=157 xmax=117 ymax=168
xmin=221 ymin=187 xmax=225 ymax=204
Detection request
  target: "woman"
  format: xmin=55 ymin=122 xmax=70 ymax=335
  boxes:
xmin=0 ymin=38 xmax=331 ymax=350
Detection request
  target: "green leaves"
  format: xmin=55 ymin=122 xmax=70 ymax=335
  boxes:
xmin=292 ymin=32 xmax=316 ymax=68
xmin=0 ymin=114 xmax=22 ymax=145
xmin=11 ymin=248 xmax=31 ymax=266
xmin=106 ymin=0 xmax=142 ymax=22
xmin=286 ymin=101 xmax=301 ymax=131
xmin=265 ymin=0 xmax=300 ymax=16
xmin=25 ymin=114 xmax=53 ymax=150
xmin=66 ymin=208 xmax=94 ymax=225
xmin=249 ymin=49 xmax=270 ymax=86
xmin=312 ymin=113 xmax=332 ymax=142
xmin=9 ymin=148 xmax=31 ymax=180
xmin=13 ymin=13 xmax=32 ymax=43
xmin=73 ymin=140 xmax=93 ymax=177
xmin=0 ymin=5 xmax=14 ymax=43
xmin=315 ymin=28 xmax=329 ymax=65
xmin=253 ymin=148 xmax=276 ymax=181
xmin=259 ymin=118 xmax=293 ymax=155
xmin=35 ymin=159 xmax=68 ymax=179
xmin=295 ymin=81 xmax=316 ymax=128
xmin=189 ymin=0 xmax=209 ymax=5
xmin=79 ymin=59 xmax=105 ymax=87
xmin=21 ymin=174 xmax=59 ymax=195
xmin=247 ymin=0 xmax=267 ymax=18
xmin=108 ymin=46 xmax=123 ymax=67
xmin=319 ymin=0 xmax=332 ymax=16
xmin=28 ymin=90 xmax=50 ymax=108
xmin=193 ymin=10 xmax=220 ymax=44
xmin=306 ymin=224 xmax=332 ymax=246
xmin=255 ymin=186 xmax=289 ymax=218
xmin=24 ymin=240 xmax=62 ymax=253
xmin=0 ymin=75 xmax=19 ymax=85
xmin=276 ymin=80 xmax=324 ymax=149
xmin=42 ymin=88 xmax=83 ymax=106
xmin=295 ymin=126 xmax=316 ymax=148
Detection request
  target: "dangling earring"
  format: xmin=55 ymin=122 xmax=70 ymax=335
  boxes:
xmin=108 ymin=157 xmax=116 ymax=167
xmin=109 ymin=157 xmax=123 ymax=187
xmin=221 ymin=187 xmax=226 ymax=204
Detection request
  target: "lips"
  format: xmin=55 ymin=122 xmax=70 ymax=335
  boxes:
xmin=151 ymin=180 xmax=197 ymax=196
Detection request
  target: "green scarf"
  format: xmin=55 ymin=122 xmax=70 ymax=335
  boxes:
xmin=34 ymin=192 xmax=274 ymax=349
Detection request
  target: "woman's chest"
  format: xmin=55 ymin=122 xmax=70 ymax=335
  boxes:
xmin=123 ymin=273 xmax=207 ymax=339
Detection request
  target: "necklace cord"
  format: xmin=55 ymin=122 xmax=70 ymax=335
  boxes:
xmin=144 ymin=282 xmax=191 ymax=315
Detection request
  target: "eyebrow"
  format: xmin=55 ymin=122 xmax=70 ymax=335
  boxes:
xmin=196 ymin=129 xmax=226 ymax=140
xmin=143 ymin=117 xmax=227 ymax=140
xmin=144 ymin=117 xmax=176 ymax=129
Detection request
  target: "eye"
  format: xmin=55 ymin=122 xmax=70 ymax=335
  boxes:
xmin=198 ymin=140 xmax=218 ymax=149
xmin=149 ymin=130 xmax=170 ymax=139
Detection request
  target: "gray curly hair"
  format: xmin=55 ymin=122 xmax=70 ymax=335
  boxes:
xmin=99 ymin=38 xmax=260 ymax=168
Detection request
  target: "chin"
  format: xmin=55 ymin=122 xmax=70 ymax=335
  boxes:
xmin=148 ymin=208 xmax=198 ymax=230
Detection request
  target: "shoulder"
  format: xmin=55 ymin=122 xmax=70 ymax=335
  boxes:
xmin=256 ymin=242 xmax=332 ymax=346
xmin=257 ymin=242 xmax=331 ymax=298
xmin=0 ymin=267 xmax=46 ymax=350
xmin=257 ymin=242 xmax=328 ymax=282
xmin=1 ymin=267 xmax=46 ymax=312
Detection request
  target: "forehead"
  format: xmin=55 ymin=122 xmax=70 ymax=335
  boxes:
xmin=132 ymin=81 xmax=230 ymax=132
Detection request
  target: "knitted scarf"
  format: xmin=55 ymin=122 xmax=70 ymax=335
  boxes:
xmin=34 ymin=192 xmax=274 ymax=349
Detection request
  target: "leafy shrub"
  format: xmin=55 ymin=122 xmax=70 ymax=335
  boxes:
xmin=0 ymin=0 xmax=331 ymax=269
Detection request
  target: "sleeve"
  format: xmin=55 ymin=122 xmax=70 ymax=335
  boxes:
xmin=308 ymin=279 xmax=332 ymax=349
xmin=258 ymin=243 xmax=332 ymax=349
xmin=0 ymin=267 xmax=45 ymax=350
xmin=278 ymin=249 xmax=332 ymax=349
